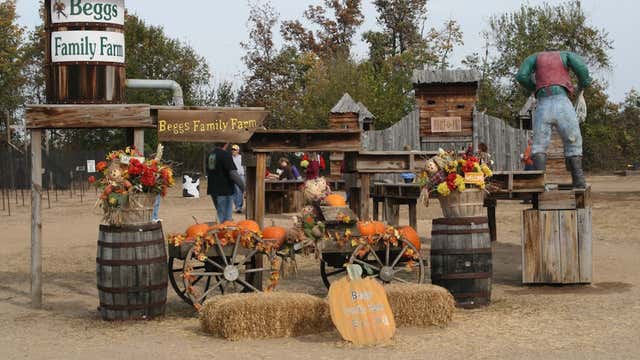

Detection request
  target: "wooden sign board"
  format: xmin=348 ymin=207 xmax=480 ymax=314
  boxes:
xmin=431 ymin=116 xmax=462 ymax=133
xmin=157 ymin=109 xmax=268 ymax=143
xmin=464 ymin=171 xmax=485 ymax=186
xmin=328 ymin=276 xmax=395 ymax=345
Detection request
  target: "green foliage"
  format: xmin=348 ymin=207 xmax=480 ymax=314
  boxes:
xmin=0 ymin=0 xmax=25 ymax=133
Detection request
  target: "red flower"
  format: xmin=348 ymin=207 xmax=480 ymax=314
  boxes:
xmin=463 ymin=161 xmax=476 ymax=173
xmin=446 ymin=173 xmax=457 ymax=191
xmin=88 ymin=176 xmax=96 ymax=184
xmin=141 ymin=168 xmax=156 ymax=187
xmin=128 ymin=158 xmax=144 ymax=176
xmin=96 ymin=161 xmax=107 ymax=172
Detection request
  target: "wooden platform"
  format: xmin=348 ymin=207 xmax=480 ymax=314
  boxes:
xmin=522 ymin=207 xmax=592 ymax=284
xmin=265 ymin=180 xmax=303 ymax=214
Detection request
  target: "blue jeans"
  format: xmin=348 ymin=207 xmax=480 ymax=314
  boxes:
xmin=212 ymin=195 xmax=233 ymax=223
xmin=152 ymin=194 xmax=161 ymax=221
xmin=233 ymin=184 xmax=244 ymax=211
xmin=533 ymin=94 xmax=582 ymax=157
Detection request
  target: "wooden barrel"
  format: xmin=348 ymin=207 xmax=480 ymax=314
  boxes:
xmin=45 ymin=0 xmax=126 ymax=104
xmin=96 ymin=223 xmax=167 ymax=320
xmin=430 ymin=217 xmax=492 ymax=308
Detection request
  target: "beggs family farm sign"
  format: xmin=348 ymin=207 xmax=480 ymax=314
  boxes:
xmin=52 ymin=31 xmax=125 ymax=63
xmin=51 ymin=0 xmax=125 ymax=25
xmin=157 ymin=109 xmax=268 ymax=143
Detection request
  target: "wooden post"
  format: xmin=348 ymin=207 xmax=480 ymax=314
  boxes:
xmin=360 ymin=174 xmax=371 ymax=220
xmin=408 ymin=199 xmax=417 ymax=230
xmin=133 ymin=129 xmax=145 ymax=153
xmin=245 ymin=166 xmax=256 ymax=220
xmin=30 ymin=129 xmax=43 ymax=308
xmin=252 ymin=152 xmax=267 ymax=290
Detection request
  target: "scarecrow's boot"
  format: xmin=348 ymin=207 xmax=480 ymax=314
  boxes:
xmin=566 ymin=156 xmax=586 ymax=189
xmin=532 ymin=153 xmax=547 ymax=171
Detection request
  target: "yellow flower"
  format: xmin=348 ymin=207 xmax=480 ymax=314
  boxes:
xmin=108 ymin=196 xmax=117 ymax=205
xmin=445 ymin=161 xmax=458 ymax=173
xmin=481 ymin=164 xmax=493 ymax=177
xmin=474 ymin=164 xmax=482 ymax=172
xmin=457 ymin=182 xmax=466 ymax=192
xmin=437 ymin=182 xmax=451 ymax=196
xmin=454 ymin=174 xmax=464 ymax=186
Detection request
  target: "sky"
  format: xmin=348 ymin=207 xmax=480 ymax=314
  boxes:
xmin=15 ymin=0 xmax=637 ymax=102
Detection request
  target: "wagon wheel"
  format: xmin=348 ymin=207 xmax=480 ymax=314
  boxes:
xmin=348 ymin=236 xmax=424 ymax=284
xmin=169 ymin=253 xmax=223 ymax=305
xmin=182 ymin=230 xmax=273 ymax=306
xmin=320 ymin=260 xmax=347 ymax=289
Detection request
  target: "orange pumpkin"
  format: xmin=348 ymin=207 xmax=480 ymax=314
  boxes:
xmin=372 ymin=221 xmax=386 ymax=235
xmin=186 ymin=223 xmax=210 ymax=239
xmin=357 ymin=221 xmax=377 ymax=236
xmin=237 ymin=220 xmax=260 ymax=234
xmin=398 ymin=226 xmax=421 ymax=251
xmin=325 ymin=194 xmax=347 ymax=207
xmin=216 ymin=221 xmax=237 ymax=239
xmin=261 ymin=226 xmax=287 ymax=249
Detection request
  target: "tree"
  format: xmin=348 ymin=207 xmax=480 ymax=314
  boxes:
xmin=238 ymin=1 xmax=311 ymax=128
xmin=0 ymin=0 xmax=25 ymax=135
xmin=362 ymin=0 xmax=427 ymax=57
xmin=281 ymin=0 xmax=364 ymax=59
xmin=426 ymin=19 xmax=464 ymax=69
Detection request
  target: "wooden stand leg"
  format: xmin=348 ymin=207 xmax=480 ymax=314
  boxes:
xmin=360 ymin=174 xmax=371 ymax=220
xmin=372 ymin=199 xmax=379 ymax=221
xmin=31 ymin=130 xmax=43 ymax=308
xmin=485 ymin=198 xmax=497 ymax=242
xmin=245 ymin=166 xmax=256 ymax=220
xmin=348 ymin=188 xmax=361 ymax=219
xmin=133 ymin=129 xmax=144 ymax=154
xmin=409 ymin=199 xmax=417 ymax=230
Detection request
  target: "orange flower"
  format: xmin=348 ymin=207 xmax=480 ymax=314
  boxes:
xmin=96 ymin=161 xmax=107 ymax=172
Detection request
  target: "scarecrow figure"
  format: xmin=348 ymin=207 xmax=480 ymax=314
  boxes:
xmin=516 ymin=51 xmax=591 ymax=188
xmin=53 ymin=0 xmax=67 ymax=19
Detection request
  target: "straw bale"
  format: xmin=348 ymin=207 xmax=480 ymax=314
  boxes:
xmin=199 ymin=292 xmax=333 ymax=340
xmin=385 ymin=283 xmax=456 ymax=327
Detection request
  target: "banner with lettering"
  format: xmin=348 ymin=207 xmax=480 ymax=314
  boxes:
xmin=51 ymin=0 xmax=125 ymax=26
xmin=51 ymin=30 xmax=125 ymax=63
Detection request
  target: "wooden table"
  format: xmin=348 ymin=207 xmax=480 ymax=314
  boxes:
xmin=371 ymin=183 xmax=421 ymax=230
xmin=264 ymin=179 xmax=304 ymax=214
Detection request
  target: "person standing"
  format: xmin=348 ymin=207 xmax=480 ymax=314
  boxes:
xmin=206 ymin=143 xmax=245 ymax=223
xmin=516 ymin=50 xmax=591 ymax=188
xmin=230 ymin=144 xmax=245 ymax=214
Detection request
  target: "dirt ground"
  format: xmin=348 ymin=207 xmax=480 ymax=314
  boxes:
xmin=1 ymin=175 xmax=639 ymax=360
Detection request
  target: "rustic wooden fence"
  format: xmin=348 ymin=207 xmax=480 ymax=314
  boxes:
xmin=363 ymin=109 xmax=531 ymax=172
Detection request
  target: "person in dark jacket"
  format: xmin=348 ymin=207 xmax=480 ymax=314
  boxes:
xmin=206 ymin=143 xmax=245 ymax=222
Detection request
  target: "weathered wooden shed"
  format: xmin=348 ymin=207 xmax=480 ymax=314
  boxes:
xmin=329 ymin=93 xmax=374 ymax=131
xmin=413 ymin=69 xmax=481 ymax=151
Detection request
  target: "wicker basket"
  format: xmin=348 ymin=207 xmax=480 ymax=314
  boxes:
xmin=102 ymin=193 xmax=156 ymax=226
xmin=438 ymin=188 xmax=485 ymax=218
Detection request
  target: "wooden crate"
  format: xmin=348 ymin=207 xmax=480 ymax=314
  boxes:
xmin=545 ymin=128 xmax=572 ymax=185
xmin=522 ymin=208 xmax=592 ymax=284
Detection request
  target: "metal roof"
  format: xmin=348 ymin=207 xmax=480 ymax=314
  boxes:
xmin=412 ymin=69 xmax=482 ymax=85
xmin=330 ymin=93 xmax=361 ymax=113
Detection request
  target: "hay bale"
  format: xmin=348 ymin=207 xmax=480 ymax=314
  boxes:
xmin=199 ymin=292 xmax=333 ymax=340
xmin=385 ymin=283 xmax=456 ymax=327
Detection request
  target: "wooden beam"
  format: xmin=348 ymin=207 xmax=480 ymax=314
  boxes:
xmin=248 ymin=129 xmax=361 ymax=152
xmin=30 ymin=129 xmax=43 ymax=308
xmin=360 ymin=174 xmax=371 ymax=220
xmin=26 ymin=104 xmax=153 ymax=129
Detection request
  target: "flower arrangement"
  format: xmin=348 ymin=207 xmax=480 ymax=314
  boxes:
xmin=418 ymin=148 xmax=492 ymax=198
xmin=89 ymin=145 xmax=175 ymax=225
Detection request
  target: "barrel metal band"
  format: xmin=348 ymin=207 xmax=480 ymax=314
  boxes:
xmin=97 ymin=282 xmax=168 ymax=294
xmin=430 ymin=248 xmax=492 ymax=255
xmin=99 ymin=300 xmax=166 ymax=311
xmin=431 ymin=228 xmax=490 ymax=235
xmin=99 ymin=223 xmax=163 ymax=232
xmin=98 ymin=239 xmax=165 ymax=248
xmin=96 ymin=256 xmax=166 ymax=266
xmin=432 ymin=271 xmax=492 ymax=280
xmin=432 ymin=217 xmax=488 ymax=225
